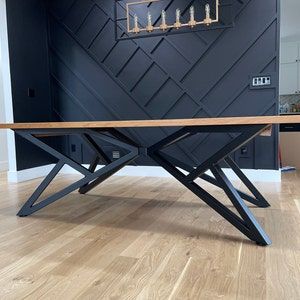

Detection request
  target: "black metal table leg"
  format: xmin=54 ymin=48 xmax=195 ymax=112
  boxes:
xmin=210 ymin=165 xmax=271 ymax=245
xmin=186 ymin=125 xmax=269 ymax=181
xmin=79 ymin=133 xmax=112 ymax=194
xmin=78 ymin=129 xmax=140 ymax=194
xmin=18 ymin=151 xmax=138 ymax=217
xmin=224 ymin=157 xmax=270 ymax=207
xmin=161 ymin=152 xmax=268 ymax=208
xmin=17 ymin=160 xmax=65 ymax=216
xmin=15 ymin=123 xmax=272 ymax=246
xmin=16 ymin=129 xmax=139 ymax=216
xmin=150 ymin=151 xmax=271 ymax=246
xmin=148 ymin=124 xmax=272 ymax=245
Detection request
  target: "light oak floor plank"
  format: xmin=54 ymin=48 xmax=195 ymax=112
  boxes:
xmin=0 ymin=172 xmax=299 ymax=299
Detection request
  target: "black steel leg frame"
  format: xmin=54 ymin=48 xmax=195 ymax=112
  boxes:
xmin=16 ymin=128 xmax=139 ymax=217
xmin=15 ymin=124 xmax=272 ymax=246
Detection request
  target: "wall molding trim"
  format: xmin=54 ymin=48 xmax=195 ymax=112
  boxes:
xmin=0 ymin=0 xmax=17 ymax=173
xmin=7 ymin=164 xmax=281 ymax=184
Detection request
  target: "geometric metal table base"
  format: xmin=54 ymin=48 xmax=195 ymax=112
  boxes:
xmin=15 ymin=123 xmax=272 ymax=246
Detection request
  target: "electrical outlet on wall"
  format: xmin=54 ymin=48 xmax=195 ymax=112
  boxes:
xmin=27 ymin=88 xmax=36 ymax=98
xmin=112 ymin=151 xmax=120 ymax=159
xmin=241 ymin=146 xmax=248 ymax=156
xmin=252 ymin=76 xmax=271 ymax=87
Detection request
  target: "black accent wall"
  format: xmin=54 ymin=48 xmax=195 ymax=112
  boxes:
xmin=7 ymin=0 xmax=280 ymax=171
xmin=6 ymin=0 xmax=54 ymax=169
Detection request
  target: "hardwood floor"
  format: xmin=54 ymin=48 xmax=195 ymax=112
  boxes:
xmin=0 ymin=171 xmax=299 ymax=299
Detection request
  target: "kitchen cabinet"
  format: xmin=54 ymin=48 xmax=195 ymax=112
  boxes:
xmin=280 ymin=42 xmax=300 ymax=95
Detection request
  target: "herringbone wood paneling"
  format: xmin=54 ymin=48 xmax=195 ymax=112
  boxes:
xmin=47 ymin=0 xmax=279 ymax=169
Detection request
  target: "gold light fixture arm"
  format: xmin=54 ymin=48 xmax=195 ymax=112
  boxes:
xmin=216 ymin=0 xmax=220 ymax=21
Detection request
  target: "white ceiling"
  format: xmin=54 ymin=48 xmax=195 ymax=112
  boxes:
xmin=281 ymin=0 xmax=300 ymax=42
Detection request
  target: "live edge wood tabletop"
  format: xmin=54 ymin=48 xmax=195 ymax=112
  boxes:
xmin=1 ymin=114 xmax=300 ymax=246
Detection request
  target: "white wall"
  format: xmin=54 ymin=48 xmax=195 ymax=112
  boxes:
xmin=0 ymin=0 xmax=16 ymax=173
xmin=0 ymin=18 xmax=8 ymax=171
xmin=281 ymin=0 xmax=300 ymax=42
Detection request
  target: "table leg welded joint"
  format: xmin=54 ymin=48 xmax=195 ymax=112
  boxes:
xmin=15 ymin=124 xmax=272 ymax=246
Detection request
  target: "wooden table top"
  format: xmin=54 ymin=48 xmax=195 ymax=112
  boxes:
xmin=0 ymin=115 xmax=300 ymax=130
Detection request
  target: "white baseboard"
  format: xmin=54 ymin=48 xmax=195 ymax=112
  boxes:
xmin=0 ymin=161 xmax=8 ymax=172
xmin=61 ymin=165 xmax=281 ymax=183
xmin=7 ymin=164 xmax=55 ymax=183
xmin=7 ymin=164 xmax=281 ymax=183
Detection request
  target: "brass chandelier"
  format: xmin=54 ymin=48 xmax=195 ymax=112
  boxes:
xmin=126 ymin=0 xmax=220 ymax=34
